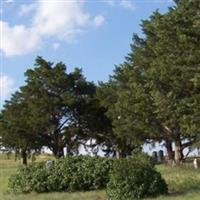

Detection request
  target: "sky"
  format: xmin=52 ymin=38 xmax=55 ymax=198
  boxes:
xmin=0 ymin=0 xmax=174 ymax=108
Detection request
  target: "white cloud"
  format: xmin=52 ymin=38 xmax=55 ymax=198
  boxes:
xmin=33 ymin=0 xmax=90 ymax=40
xmin=19 ymin=3 xmax=36 ymax=16
xmin=4 ymin=0 xmax=14 ymax=3
xmin=0 ymin=21 xmax=41 ymax=56
xmin=104 ymin=0 xmax=135 ymax=11
xmin=0 ymin=74 xmax=14 ymax=103
xmin=94 ymin=15 xmax=105 ymax=28
xmin=1 ymin=0 xmax=105 ymax=57
xmin=52 ymin=42 xmax=60 ymax=50
xmin=119 ymin=0 xmax=135 ymax=10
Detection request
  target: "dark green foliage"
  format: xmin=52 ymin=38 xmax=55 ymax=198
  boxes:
xmin=8 ymin=163 xmax=48 ymax=193
xmin=20 ymin=58 xmax=98 ymax=158
xmin=0 ymin=92 xmax=41 ymax=164
xmin=0 ymin=56 xmax=114 ymax=160
xmin=9 ymin=156 xmax=113 ymax=193
xmin=107 ymin=153 xmax=168 ymax=199
xmin=97 ymin=0 xmax=200 ymax=164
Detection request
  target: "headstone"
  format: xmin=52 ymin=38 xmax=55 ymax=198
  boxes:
xmin=152 ymin=151 xmax=158 ymax=164
xmin=193 ymin=158 xmax=200 ymax=169
xmin=158 ymin=150 xmax=164 ymax=163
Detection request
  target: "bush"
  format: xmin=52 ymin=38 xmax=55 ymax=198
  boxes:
xmin=9 ymin=163 xmax=49 ymax=193
xmin=106 ymin=153 xmax=168 ymax=199
xmin=9 ymin=156 xmax=113 ymax=193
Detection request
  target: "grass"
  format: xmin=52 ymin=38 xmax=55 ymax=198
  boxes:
xmin=145 ymin=165 xmax=200 ymax=200
xmin=0 ymin=154 xmax=200 ymax=200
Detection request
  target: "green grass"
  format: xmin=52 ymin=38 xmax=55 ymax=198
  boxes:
xmin=0 ymin=156 xmax=19 ymax=193
xmin=1 ymin=154 xmax=200 ymax=200
xmin=144 ymin=165 xmax=200 ymax=200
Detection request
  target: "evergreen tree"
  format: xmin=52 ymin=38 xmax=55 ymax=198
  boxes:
xmin=99 ymin=0 xmax=200 ymax=164
xmin=0 ymin=92 xmax=41 ymax=164
xmin=0 ymin=57 xmax=114 ymax=159
xmin=19 ymin=57 xmax=98 ymax=157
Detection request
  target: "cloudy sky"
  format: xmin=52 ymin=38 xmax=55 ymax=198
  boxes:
xmin=0 ymin=0 xmax=174 ymax=108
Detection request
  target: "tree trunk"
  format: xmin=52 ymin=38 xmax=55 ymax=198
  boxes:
xmin=174 ymin=138 xmax=183 ymax=165
xmin=67 ymin=145 xmax=73 ymax=156
xmin=59 ymin=147 xmax=64 ymax=157
xmin=21 ymin=149 xmax=27 ymax=165
xmin=53 ymin=146 xmax=64 ymax=158
xmin=197 ymin=147 xmax=200 ymax=157
xmin=165 ymin=140 xmax=174 ymax=165
xmin=115 ymin=145 xmax=120 ymax=159
xmin=15 ymin=149 xmax=20 ymax=162
xmin=124 ymin=144 xmax=133 ymax=157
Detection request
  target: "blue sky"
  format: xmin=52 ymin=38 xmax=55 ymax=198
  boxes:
xmin=0 ymin=0 xmax=174 ymax=108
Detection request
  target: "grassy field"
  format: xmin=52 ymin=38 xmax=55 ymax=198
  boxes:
xmin=0 ymin=154 xmax=200 ymax=200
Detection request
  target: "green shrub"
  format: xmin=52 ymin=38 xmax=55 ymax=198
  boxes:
xmin=9 ymin=156 xmax=113 ymax=193
xmin=106 ymin=153 xmax=168 ymax=199
xmin=69 ymin=156 xmax=112 ymax=191
xmin=9 ymin=163 xmax=49 ymax=193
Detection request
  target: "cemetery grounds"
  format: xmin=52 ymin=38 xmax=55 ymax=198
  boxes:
xmin=0 ymin=154 xmax=200 ymax=200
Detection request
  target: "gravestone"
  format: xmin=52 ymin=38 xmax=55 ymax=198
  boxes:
xmin=152 ymin=151 xmax=158 ymax=164
xmin=158 ymin=150 xmax=164 ymax=163
xmin=193 ymin=158 xmax=200 ymax=169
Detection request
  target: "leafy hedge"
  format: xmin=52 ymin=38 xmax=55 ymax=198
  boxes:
xmin=106 ymin=153 xmax=168 ymax=199
xmin=9 ymin=156 xmax=113 ymax=193
xmin=9 ymin=154 xmax=168 ymax=199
